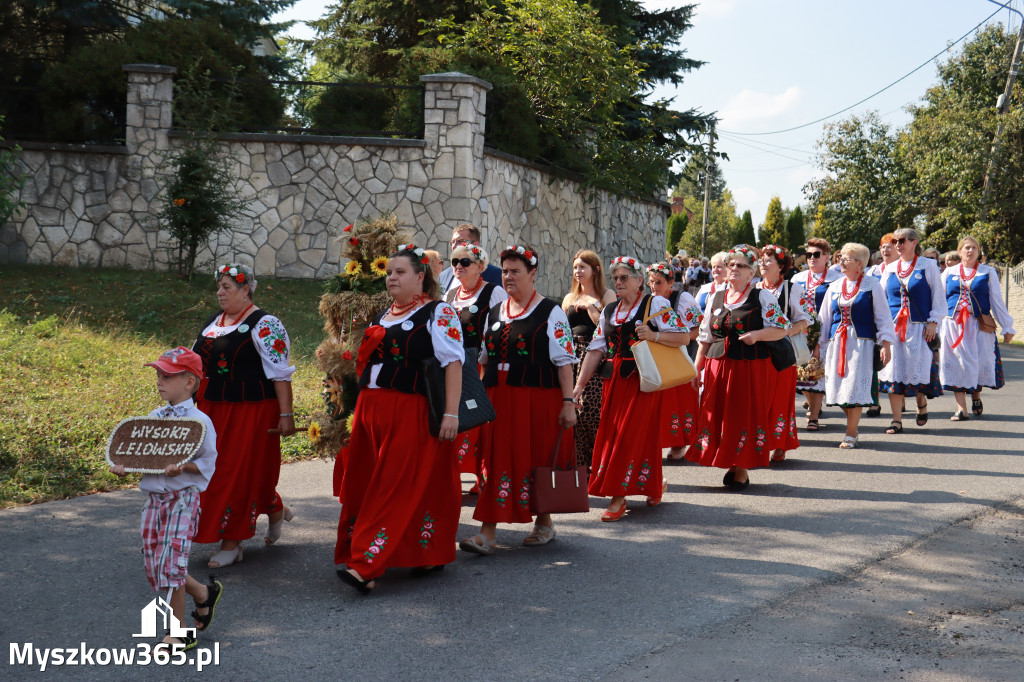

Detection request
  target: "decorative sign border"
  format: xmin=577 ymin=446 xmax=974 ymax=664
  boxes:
xmin=105 ymin=416 xmax=207 ymax=474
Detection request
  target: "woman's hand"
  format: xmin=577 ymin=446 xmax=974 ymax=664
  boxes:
xmin=880 ymin=342 xmax=892 ymax=367
xmin=1004 ymin=333 xmax=1015 ymax=344
xmin=573 ymin=297 xmax=594 ymax=312
xmin=572 ymin=383 xmax=585 ymax=408
xmin=737 ymin=330 xmax=760 ymax=345
xmin=439 ymin=415 xmax=459 ymax=441
xmin=924 ymin=321 xmax=938 ymax=342
xmin=559 ymin=402 xmax=577 ymax=429
xmin=277 ymin=415 xmax=296 ymax=437
xmin=636 ymin=325 xmax=656 ymax=341
xmin=812 ymin=344 xmax=821 ymax=360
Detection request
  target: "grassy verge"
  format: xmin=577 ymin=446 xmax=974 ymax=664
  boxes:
xmin=0 ymin=265 xmax=328 ymax=508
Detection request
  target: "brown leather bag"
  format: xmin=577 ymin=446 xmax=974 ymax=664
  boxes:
xmin=530 ymin=429 xmax=590 ymax=514
xmin=977 ymin=313 xmax=997 ymax=334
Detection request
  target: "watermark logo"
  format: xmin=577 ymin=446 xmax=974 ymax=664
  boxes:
xmin=133 ymin=597 xmax=195 ymax=640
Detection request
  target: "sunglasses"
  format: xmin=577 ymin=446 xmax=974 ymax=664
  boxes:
xmin=804 ymin=251 xmax=823 ymax=259
xmin=451 ymin=257 xmax=477 ymax=268
xmin=895 ymin=237 xmax=912 ymax=245
xmin=611 ymin=275 xmax=633 ymax=282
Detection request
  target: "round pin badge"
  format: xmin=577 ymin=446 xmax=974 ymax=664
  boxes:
xmin=952 ymin=275 xmax=959 ymax=281
xmin=469 ymin=305 xmax=478 ymax=314
xmin=915 ymin=273 xmax=923 ymax=280
xmin=237 ymin=324 xmax=250 ymax=333
xmin=401 ymin=320 xmax=414 ymax=331
xmin=492 ymin=322 xmax=501 ymax=331
xmin=713 ymin=308 xmax=722 ymax=316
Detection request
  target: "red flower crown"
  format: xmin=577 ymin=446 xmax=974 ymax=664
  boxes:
xmin=610 ymin=256 xmax=642 ymax=273
xmin=217 ymin=264 xmax=249 ymax=285
xmin=503 ymin=245 xmax=537 ymax=266
xmin=392 ymin=243 xmax=430 ymax=269
xmin=646 ymin=262 xmax=673 ymax=279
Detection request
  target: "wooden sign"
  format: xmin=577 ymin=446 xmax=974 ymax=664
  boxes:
xmin=105 ymin=417 xmax=207 ymax=474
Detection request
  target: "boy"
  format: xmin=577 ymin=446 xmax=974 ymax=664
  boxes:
xmin=110 ymin=346 xmax=223 ymax=651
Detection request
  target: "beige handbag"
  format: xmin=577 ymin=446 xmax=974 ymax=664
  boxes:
xmin=631 ymin=299 xmax=698 ymax=393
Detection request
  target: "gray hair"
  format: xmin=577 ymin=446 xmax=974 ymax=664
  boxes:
xmin=709 ymin=251 xmax=729 ymax=266
xmin=452 ymin=243 xmax=489 ymax=267
xmin=216 ymin=263 xmax=257 ymax=296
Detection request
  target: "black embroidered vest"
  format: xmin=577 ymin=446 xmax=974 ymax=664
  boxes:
xmin=483 ymin=297 xmax=558 ymax=388
xmin=604 ymin=294 xmax=657 ymax=379
xmin=706 ymin=288 xmax=771 ymax=361
xmin=359 ymin=301 xmax=440 ymax=395
xmin=193 ymin=308 xmax=277 ymax=402
xmin=445 ymin=282 xmax=496 ymax=351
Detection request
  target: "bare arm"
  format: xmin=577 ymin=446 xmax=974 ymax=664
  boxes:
xmin=274 ymin=380 xmax=296 ymax=437
xmin=557 ymin=363 xmax=577 ymax=428
xmin=438 ymin=361 xmax=462 ymax=441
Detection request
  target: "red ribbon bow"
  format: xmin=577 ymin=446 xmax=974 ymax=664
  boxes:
xmin=356 ymin=325 xmax=386 ymax=377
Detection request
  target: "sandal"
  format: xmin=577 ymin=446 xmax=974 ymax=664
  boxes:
xmin=208 ymin=546 xmax=243 ymax=569
xmin=265 ymin=506 xmax=294 ymax=545
xmin=972 ymin=398 xmax=983 ymax=416
xmin=646 ymin=480 xmax=669 ymax=506
xmin=157 ymin=633 xmax=197 ymax=652
xmin=839 ymin=435 xmax=858 ymax=449
xmin=806 ymin=419 xmax=820 ymax=431
xmin=523 ymin=523 xmax=556 ymax=546
xmin=950 ymin=411 xmax=970 ymax=421
xmin=665 ymin=447 xmax=686 ymax=461
xmin=459 ymin=534 xmax=496 ymax=556
xmin=337 ymin=568 xmax=375 ymax=595
xmin=916 ymin=410 xmax=928 ymax=426
xmin=600 ymin=500 xmax=627 ymax=522
xmin=885 ymin=421 xmax=903 ymax=434
xmin=866 ymin=405 xmax=881 ymax=417
xmin=770 ymin=450 xmax=786 ymax=462
xmin=191 ymin=576 xmax=223 ymax=632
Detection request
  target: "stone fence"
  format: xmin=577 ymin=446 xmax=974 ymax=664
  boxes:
xmin=0 ymin=65 xmax=669 ymax=293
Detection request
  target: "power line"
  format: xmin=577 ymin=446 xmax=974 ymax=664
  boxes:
xmin=719 ymin=7 xmax=1002 ymax=136
xmin=719 ymin=132 xmax=815 ymax=158
xmin=727 ymin=162 xmax=812 ymax=173
xmin=719 ymin=133 xmax=812 ymax=164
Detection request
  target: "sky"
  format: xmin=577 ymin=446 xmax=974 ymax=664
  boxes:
xmin=274 ymin=0 xmax=1023 ymax=225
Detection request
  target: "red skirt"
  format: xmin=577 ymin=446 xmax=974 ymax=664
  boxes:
xmin=474 ymin=372 xmax=575 ymax=524
xmin=194 ymin=399 xmax=283 ymax=544
xmin=588 ymin=363 xmax=664 ymax=498
xmin=686 ymin=356 xmax=774 ymax=470
xmin=455 ymin=428 xmax=480 ymax=476
xmin=660 ymin=382 xmax=700 ymax=448
xmin=334 ymin=389 xmax=459 ymax=579
xmin=764 ymin=365 xmax=800 ymax=451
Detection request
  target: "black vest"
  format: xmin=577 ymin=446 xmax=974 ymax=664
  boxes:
xmin=193 ymin=308 xmax=277 ymax=402
xmin=445 ymin=283 xmax=497 ymax=351
xmin=706 ymin=288 xmax=772 ymax=361
xmin=483 ymin=297 xmax=559 ymax=388
xmin=604 ymin=294 xmax=657 ymax=379
xmin=359 ymin=301 xmax=440 ymax=395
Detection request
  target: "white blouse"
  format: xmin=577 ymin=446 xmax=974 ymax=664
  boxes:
xmin=447 ymin=282 xmax=509 ymax=312
xmin=479 ymin=296 xmax=578 ymax=368
xmin=366 ymin=302 xmax=466 ymax=389
xmin=588 ymin=294 xmax=686 ymax=352
xmin=199 ymin=313 xmax=296 ymax=381
xmin=697 ymin=288 xmax=792 ymax=344
xmin=879 ymin=256 xmax=946 ymax=323
xmin=939 ymin=264 xmax=1016 ymax=334
xmin=817 ymin=275 xmax=897 ymax=344
xmin=758 ymin=279 xmax=813 ymax=326
xmin=672 ymin=290 xmax=704 ymax=331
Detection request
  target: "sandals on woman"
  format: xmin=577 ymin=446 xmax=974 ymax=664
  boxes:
xmin=972 ymin=398 xmax=984 ymax=416
xmin=770 ymin=450 xmax=786 ymax=462
xmin=208 ymin=546 xmax=243 ymax=569
xmin=885 ymin=421 xmax=903 ymax=434
xmin=337 ymin=568 xmax=376 ymax=595
xmin=600 ymin=500 xmax=628 ymax=522
xmin=265 ymin=506 xmax=294 ymax=545
xmin=646 ymin=481 xmax=669 ymax=507
xmin=459 ymin=534 xmax=497 ymax=555
xmin=916 ymin=410 xmax=928 ymax=426
xmin=523 ymin=523 xmax=556 ymax=546
xmin=806 ymin=419 xmax=820 ymax=431
xmin=191 ymin=576 xmax=224 ymax=631
xmin=950 ymin=411 xmax=970 ymax=421
xmin=839 ymin=435 xmax=858 ymax=449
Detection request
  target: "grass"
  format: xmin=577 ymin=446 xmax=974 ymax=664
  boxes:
xmin=0 ymin=265 xmax=329 ymax=508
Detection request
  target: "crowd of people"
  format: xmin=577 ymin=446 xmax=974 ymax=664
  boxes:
xmin=116 ymin=223 xmax=1017 ymax=612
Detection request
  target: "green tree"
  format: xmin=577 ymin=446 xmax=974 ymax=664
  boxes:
xmin=667 ymin=211 xmax=688 ymax=252
xmin=758 ymin=196 xmax=785 ymax=246
xmin=0 ymin=117 xmax=26 ymax=225
xmin=677 ymin=190 xmax=739 ymax=256
xmin=785 ymin=205 xmax=805 ymax=250
xmin=803 ymin=111 xmax=913 ymax=249
xmin=734 ymin=210 xmax=755 ymax=246
xmin=672 ymin=150 xmax=726 ymax=203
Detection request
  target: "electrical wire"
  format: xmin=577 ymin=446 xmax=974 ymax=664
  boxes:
xmin=719 ymin=6 xmax=1002 ymax=136
xmin=719 ymin=133 xmax=812 ymax=164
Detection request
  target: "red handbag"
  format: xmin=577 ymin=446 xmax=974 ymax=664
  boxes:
xmin=529 ymin=429 xmax=590 ymax=514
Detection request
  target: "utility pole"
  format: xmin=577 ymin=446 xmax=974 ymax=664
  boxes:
xmin=700 ymin=121 xmax=715 ymax=257
xmin=982 ymin=5 xmax=1024 ymax=203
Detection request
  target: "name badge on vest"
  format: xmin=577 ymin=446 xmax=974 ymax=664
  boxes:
xmin=952 ymin=275 xmax=959 ymax=281
xmin=492 ymin=322 xmax=501 ymax=331
xmin=469 ymin=305 xmax=478 ymax=314
xmin=237 ymin=324 xmax=250 ymax=333
xmin=713 ymin=308 xmax=722 ymax=316
xmin=401 ymin=320 xmax=414 ymax=331
xmin=915 ymin=273 xmax=922 ymax=280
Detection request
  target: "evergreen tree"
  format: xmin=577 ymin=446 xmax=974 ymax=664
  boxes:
xmin=758 ymin=196 xmax=786 ymax=246
xmin=735 ymin=210 xmax=755 ymax=246
xmin=785 ymin=205 xmax=806 ymax=250
xmin=667 ymin=211 xmax=688 ymax=252
xmin=672 ymin=150 xmax=726 ymax=203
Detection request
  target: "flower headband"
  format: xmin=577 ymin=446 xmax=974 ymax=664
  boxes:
xmin=454 ymin=244 xmax=485 ymax=261
xmin=729 ymin=245 xmax=758 ymax=264
xmin=217 ymin=264 xmax=249 ymax=285
xmin=610 ymin=256 xmax=642 ymax=273
xmin=504 ymin=245 xmax=537 ymax=266
xmin=393 ymin=243 xmax=430 ymax=270
xmin=646 ymin=262 xmax=673 ymax=279
xmin=761 ymin=244 xmax=787 ymax=259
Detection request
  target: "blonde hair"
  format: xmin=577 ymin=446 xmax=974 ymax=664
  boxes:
xmin=957 ymin=235 xmax=981 ymax=252
xmin=839 ymin=242 xmax=870 ymax=266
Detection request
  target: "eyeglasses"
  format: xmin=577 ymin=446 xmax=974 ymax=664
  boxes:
xmin=611 ymin=275 xmax=632 ymax=282
xmin=804 ymin=251 xmax=823 ymax=259
xmin=840 ymin=257 xmax=860 ymax=263
xmin=728 ymin=263 xmax=751 ymax=270
xmin=451 ymin=257 xmax=476 ymax=268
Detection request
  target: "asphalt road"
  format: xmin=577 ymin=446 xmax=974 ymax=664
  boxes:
xmin=2 ymin=346 xmax=1022 ymax=681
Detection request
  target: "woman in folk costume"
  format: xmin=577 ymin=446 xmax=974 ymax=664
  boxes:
xmin=791 ymin=238 xmax=841 ymax=431
xmin=688 ymin=246 xmax=792 ymax=490
xmin=818 ymin=243 xmax=896 ymax=448
xmin=939 ymin=236 xmax=1016 ymax=421
xmin=460 ymin=245 xmax=578 ymax=555
xmin=444 ymin=243 xmax=507 ymax=492
xmin=757 ymin=245 xmax=813 ymax=462
xmin=696 ymin=252 xmax=729 ymax=313
xmin=646 ymin=261 xmax=702 ymax=460
xmin=573 ymin=256 xmax=688 ymax=521
xmin=877 ymin=227 xmax=946 ymax=434
xmin=335 ymin=244 xmax=465 ymax=594
xmin=863 ymin=233 xmax=897 ymax=417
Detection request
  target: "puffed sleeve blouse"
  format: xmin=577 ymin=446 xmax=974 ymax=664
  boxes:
xmin=478 ymin=296 xmax=578 ymax=367
xmin=366 ymin=302 xmax=465 ymax=389
xmin=199 ymin=313 xmax=297 ymax=381
xmin=817 ymin=275 xmax=897 ymax=344
xmin=673 ymin=290 xmax=705 ymax=331
xmin=588 ymin=294 xmax=687 ymax=352
xmin=697 ymin=289 xmax=791 ymax=344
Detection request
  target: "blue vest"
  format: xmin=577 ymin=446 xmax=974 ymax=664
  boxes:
xmin=885 ymin=266 xmax=932 ymax=322
xmin=827 ymin=289 xmax=877 ymax=341
xmin=945 ymin=270 xmax=992 ymax=318
xmin=796 ymin=272 xmax=833 ymax=312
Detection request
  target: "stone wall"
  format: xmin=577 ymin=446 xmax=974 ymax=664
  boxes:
xmin=1 ymin=65 xmax=670 ymax=292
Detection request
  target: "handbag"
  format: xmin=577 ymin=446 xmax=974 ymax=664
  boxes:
xmin=787 ymin=333 xmax=812 ymax=366
xmin=631 ymin=298 xmax=698 ymax=393
xmin=766 ymin=337 xmax=797 ymax=372
xmin=422 ymin=356 xmax=496 ymax=437
xmin=872 ymin=344 xmax=885 ymax=372
xmin=529 ymin=428 xmax=590 ymax=515
xmin=978 ymin=313 xmax=997 ymax=334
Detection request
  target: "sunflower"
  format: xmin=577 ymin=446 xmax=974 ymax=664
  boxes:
xmin=344 ymin=260 xmax=362 ymax=276
xmin=369 ymin=256 xmax=388 ymax=277
xmin=308 ymin=421 xmax=322 ymax=444
xmin=345 ymin=412 xmax=356 ymax=435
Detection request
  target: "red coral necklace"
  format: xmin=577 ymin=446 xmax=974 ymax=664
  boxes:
xmin=806 ymin=269 xmax=827 ymax=292
xmin=389 ymin=295 xmax=424 ymax=317
xmin=896 ymin=255 xmax=917 ymax=280
xmin=959 ymin=263 xmax=977 ymax=283
xmin=456 ymin=278 xmax=484 ymax=301
xmin=613 ymin=296 xmax=640 ymax=324
xmin=841 ymin=274 xmax=863 ymax=301
xmin=505 ymin=290 xmax=537 ymax=320
xmin=219 ymin=303 xmax=254 ymax=327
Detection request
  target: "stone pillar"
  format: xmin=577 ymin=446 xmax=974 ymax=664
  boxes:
xmin=419 ymin=72 xmax=492 ymax=240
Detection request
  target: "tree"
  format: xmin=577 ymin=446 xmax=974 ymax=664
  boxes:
xmin=803 ymin=111 xmax=914 ymax=249
xmin=672 ymin=149 xmax=726 ymax=203
xmin=734 ymin=210 xmax=755 ymax=246
xmin=677 ymin=190 xmax=739 ymax=256
xmin=757 ymin=196 xmax=785 ymax=247
xmin=667 ymin=211 xmax=688 ymax=252
xmin=785 ymin=205 xmax=806 ymax=251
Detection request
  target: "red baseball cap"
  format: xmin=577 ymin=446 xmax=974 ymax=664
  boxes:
xmin=144 ymin=346 xmax=205 ymax=380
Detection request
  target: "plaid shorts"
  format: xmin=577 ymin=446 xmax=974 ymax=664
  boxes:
xmin=140 ymin=487 xmax=200 ymax=590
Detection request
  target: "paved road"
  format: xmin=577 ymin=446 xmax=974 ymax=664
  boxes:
xmin=2 ymin=347 xmax=1022 ymax=680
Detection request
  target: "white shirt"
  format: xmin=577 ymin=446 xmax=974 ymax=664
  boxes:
xmin=698 ymin=288 xmax=792 ymax=344
xmin=588 ymin=294 xmax=686 ymax=352
xmin=199 ymin=313 xmax=296 ymax=381
xmin=366 ymin=302 xmax=466 ymax=389
xmin=479 ymin=296 xmax=578 ymax=369
xmin=138 ymin=399 xmax=218 ymax=494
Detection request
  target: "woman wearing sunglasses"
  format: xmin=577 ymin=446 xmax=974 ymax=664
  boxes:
xmin=792 ymin=238 xmax=841 ymax=430
xmin=878 ymin=227 xmax=945 ymax=433
xmin=938 ymin=236 xmax=1015 ymax=421
xmin=444 ymin=244 xmax=508 ymax=492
